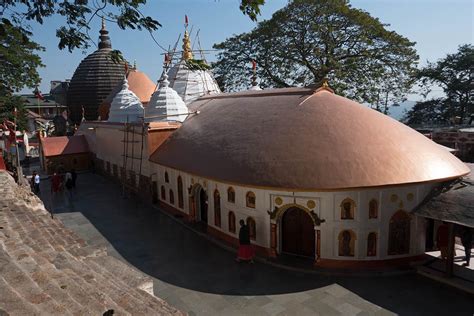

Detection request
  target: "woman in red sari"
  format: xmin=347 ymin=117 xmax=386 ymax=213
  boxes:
xmin=236 ymin=219 xmax=254 ymax=263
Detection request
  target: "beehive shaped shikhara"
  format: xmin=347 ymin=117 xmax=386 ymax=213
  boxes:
xmin=67 ymin=21 xmax=126 ymax=124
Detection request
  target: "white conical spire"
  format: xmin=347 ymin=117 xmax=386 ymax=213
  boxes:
xmin=108 ymin=77 xmax=144 ymax=123
xmin=145 ymin=73 xmax=188 ymax=123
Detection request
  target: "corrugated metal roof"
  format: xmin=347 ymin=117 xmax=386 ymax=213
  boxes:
xmin=414 ymin=163 xmax=474 ymax=227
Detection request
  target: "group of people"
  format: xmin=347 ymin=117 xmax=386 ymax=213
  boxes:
xmin=51 ymin=169 xmax=77 ymax=200
xmin=30 ymin=169 xmax=78 ymax=199
xmin=437 ymin=222 xmax=472 ymax=266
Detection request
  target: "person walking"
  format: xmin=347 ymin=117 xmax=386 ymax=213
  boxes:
xmin=71 ymin=169 xmax=77 ymax=190
xmin=436 ymin=222 xmax=449 ymax=260
xmin=33 ymin=171 xmax=41 ymax=194
xmin=51 ymin=172 xmax=63 ymax=201
xmin=65 ymin=171 xmax=73 ymax=202
xmin=460 ymin=227 xmax=472 ymax=266
xmin=236 ymin=219 xmax=254 ymax=263
xmin=30 ymin=171 xmax=36 ymax=191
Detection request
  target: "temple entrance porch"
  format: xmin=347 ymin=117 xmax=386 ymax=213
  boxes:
xmin=269 ymin=203 xmax=322 ymax=264
xmin=281 ymin=207 xmax=315 ymax=258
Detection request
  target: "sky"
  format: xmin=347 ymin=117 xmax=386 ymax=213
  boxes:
xmin=20 ymin=0 xmax=473 ymax=100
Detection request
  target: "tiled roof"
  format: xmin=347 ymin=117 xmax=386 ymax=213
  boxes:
xmin=41 ymin=135 xmax=89 ymax=157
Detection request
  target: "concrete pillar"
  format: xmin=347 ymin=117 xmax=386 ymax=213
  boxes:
xmin=270 ymin=222 xmax=277 ymax=257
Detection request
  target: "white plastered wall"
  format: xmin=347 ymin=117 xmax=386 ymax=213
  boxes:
xmin=152 ymin=163 xmax=437 ymax=261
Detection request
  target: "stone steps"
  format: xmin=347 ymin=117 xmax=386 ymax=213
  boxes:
xmin=0 ymin=171 xmax=183 ymax=315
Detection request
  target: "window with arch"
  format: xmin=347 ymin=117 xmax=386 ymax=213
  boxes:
xmin=246 ymin=191 xmax=256 ymax=208
xmin=338 ymin=230 xmax=356 ymax=256
xmin=340 ymin=198 xmax=355 ymax=220
xmin=164 ymin=171 xmax=169 ymax=183
xmin=367 ymin=232 xmax=377 ymax=256
xmin=388 ymin=210 xmax=411 ymax=255
xmin=169 ymin=189 xmax=174 ymax=205
xmin=369 ymin=199 xmax=378 ymax=219
xmin=177 ymin=176 xmax=184 ymax=208
xmin=227 ymin=187 xmax=235 ymax=203
xmin=228 ymin=211 xmax=236 ymax=233
xmin=246 ymin=217 xmax=256 ymax=240
xmin=160 ymin=185 xmax=166 ymax=200
xmin=214 ymin=190 xmax=221 ymax=227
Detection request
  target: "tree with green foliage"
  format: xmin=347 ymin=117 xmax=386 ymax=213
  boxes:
xmin=0 ymin=0 xmax=263 ymax=129
xmin=213 ymin=0 xmax=418 ymax=109
xmin=404 ymin=44 xmax=473 ymax=126
xmin=0 ymin=96 xmax=28 ymax=131
xmin=0 ymin=0 xmax=264 ymax=94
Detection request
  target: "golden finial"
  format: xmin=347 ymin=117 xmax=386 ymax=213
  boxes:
xmin=133 ymin=60 xmax=137 ymax=69
xmin=322 ymin=78 xmax=329 ymax=87
xmin=313 ymin=78 xmax=334 ymax=94
xmin=101 ymin=16 xmax=105 ymax=30
xmin=182 ymin=30 xmax=193 ymax=60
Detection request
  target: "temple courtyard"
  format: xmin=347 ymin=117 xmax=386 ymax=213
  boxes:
xmin=39 ymin=173 xmax=474 ymax=315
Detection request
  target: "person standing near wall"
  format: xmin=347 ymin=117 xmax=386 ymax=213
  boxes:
xmin=236 ymin=219 xmax=254 ymax=263
xmin=65 ymin=171 xmax=73 ymax=203
xmin=71 ymin=169 xmax=77 ymax=191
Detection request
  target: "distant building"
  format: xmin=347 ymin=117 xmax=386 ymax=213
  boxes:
xmin=39 ymin=135 xmax=91 ymax=174
xmin=21 ymin=94 xmax=66 ymax=120
xmin=419 ymin=127 xmax=474 ymax=163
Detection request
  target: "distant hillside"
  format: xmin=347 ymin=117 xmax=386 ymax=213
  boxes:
xmin=387 ymin=101 xmax=416 ymax=121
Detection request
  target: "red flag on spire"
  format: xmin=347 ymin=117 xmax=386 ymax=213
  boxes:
xmin=33 ymin=87 xmax=45 ymax=100
xmin=251 ymin=60 xmax=257 ymax=71
xmin=185 ymin=15 xmax=189 ymax=27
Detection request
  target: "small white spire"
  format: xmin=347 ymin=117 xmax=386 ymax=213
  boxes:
xmin=122 ymin=76 xmax=129 ymax=90
xmin=162 ymin=73 xmax=170 ymax=88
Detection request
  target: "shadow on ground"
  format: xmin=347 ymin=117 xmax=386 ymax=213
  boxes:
xmin=39 ymin=173 xmax=474 ymax=315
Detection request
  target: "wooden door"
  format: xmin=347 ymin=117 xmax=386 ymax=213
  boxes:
xmin=282 ymin=207 xmax=315 ymax=258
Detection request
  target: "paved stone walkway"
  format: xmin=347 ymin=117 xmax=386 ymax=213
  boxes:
xmin=39 ymin=173 xmax=474 ymax=315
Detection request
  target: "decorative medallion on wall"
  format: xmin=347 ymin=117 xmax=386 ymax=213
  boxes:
xmin=407 ymin=193 xmax=414 ymax=201
xmin=275 ymin=197 xmax=283 ymax=205
xmin=390 ymin=194 xmax=398 ymax=202
xmin=307 ymin=200 xmax=316 ymax=209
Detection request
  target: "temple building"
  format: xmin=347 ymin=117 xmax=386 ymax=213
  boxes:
xmin=146 ymin=84 xmax=469 ymax=267
xmin=99 ymin=66 xmax=156 ymax=121
xmin=107 ymin=77 xmax=144 ymax=123
xmin=166 ymin=29 xmax=221 ymax=104
xmin=67 ymin=20 xmax=127 ymax=124
xmin=59 ymin=20 xmax=470 ymax=269
xmin=145 ymin=73 xmax=189 ymax=123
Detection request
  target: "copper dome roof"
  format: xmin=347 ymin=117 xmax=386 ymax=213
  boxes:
xmin=67 ymin=24 xmax=126 ymax=124
xmin=150 ymin=87 xmax=470 ymax=190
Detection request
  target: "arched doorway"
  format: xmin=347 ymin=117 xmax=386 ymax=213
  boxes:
xmin=281 ymin=207 xmax=315 ymax=258
xmin=194 ymin=185 xmax=208 ymax=224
